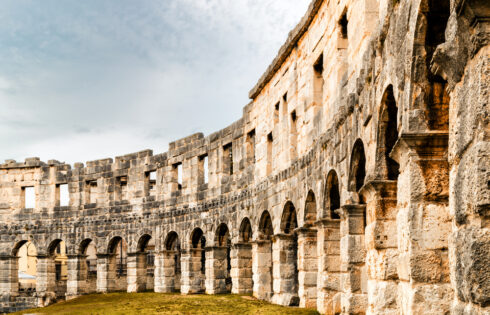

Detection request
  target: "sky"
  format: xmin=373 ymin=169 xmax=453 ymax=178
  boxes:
xmin=0 ymin=0 xmax=311 ymax=165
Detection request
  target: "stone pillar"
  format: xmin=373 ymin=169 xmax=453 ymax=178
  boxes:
xmin=338 ymin=205 xmax=367 ymax=315
xmin=205 ymin=246 xmax=228 ymax=294
xmin=0 ymin=255 xmax=18 ymax=298
xmin=393 ymin=133 xmax=452 ymax=314
xmin=231 ymin=243 xmax=252 ymax=294
xmin=180 ymin=249 xmax=203 ymax=294
xmin=252 ymin=240 xmax=273 ymax=301
xmin=362 ymin=181 xmax=398 ymax=314
xmin=127 ymin=252 xmax=147 ymax=293
xmin=296 ymin=228 xmax=318 ymax=308
xmin=154 ymin=250 xmax=178 ymax=293
xmin=96 ymin=254 xmax=116 ymax=293
xmin=316 ymin=219 xmax=341 ymax=315
xmin=36 ymin=255 xmax=56 ymax=306
xmin=66 ymin=255 xmax=86 ymax=299
xmin=271 ymin=234 xmax=299 ymax=306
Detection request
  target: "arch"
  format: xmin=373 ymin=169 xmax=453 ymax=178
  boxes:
xmin=377 ymin=85 xmax=399 ymax=180
xmin=78 ymin=238 xmax=97 ymax=294
xmin=47 ymin=239 xmax=64 ymax=257
xmin=13 ymin=241 xmax=37 ymax=296
xmin=239 ymin=218 xmax=252 ymax=243
xmin=325 ymin=170 xmax=341 ymax=219
xmin=215 ymin=223 xmax=230 ymax=247
xmin=348 ymin=139 xmax=366 ymax=194
xmin=280 ymin=201 xmax=298 ymax=234
xmin=190 ymin=228 xmax=205 ymax=249
xmin=136 ymin=234 xmax=152 ymax=253
xmin=107 ymin=236 xmax=124 ymax=254
xmin=304 ymin=190 xmax=317 ymax=226
xmin=164 ymin=232 xmax=180 ymax=251
xmin=258 ymin=210 xmax=273 ymax=239
xmin=79 ymin=238 xmax=94 ymax=255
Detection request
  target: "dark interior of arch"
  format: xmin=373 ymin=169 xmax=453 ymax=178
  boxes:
xmin=165 ymin=232 xmax=179 ymax=251
xmin=239 ymin=218 xmax=252 ymax=242
xmin=425 ymin=0 xmax=450 ymax=131
xmin=382 ymin=86 xmax=400 ymax=180
xmin=349 ymin=140 xmax=366 ymax=193
xmin=79 ymin=239 xmax=94 ymax=255
xmin=138 ymin=235 xmax=152 ymax=252
xmin=326 ymin=171 xmax=341 ymax=219
xmin=216 ymin=224 xmax=230 ymax=247
xmin=259 ymin=211 xmax=273 ymax=239
xmin=281 ymin=202 xmax=298 ymax=234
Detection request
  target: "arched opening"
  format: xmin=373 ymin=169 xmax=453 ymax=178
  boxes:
xmin=275 ymin=202 xmax=299 ymax=306
xmin=378 ymin=86 xmax=400 ymax=180
xmin=239 ymin=218 xmax=252 ymax=243
xmin=232 ymin=218 xmax=253 ymax=294
xmin=190 ymin=228 xmax=206 ymax=293
xmin=47 ymin=239 xmax=68 ymax=300
xmin=348 ymin=139 xmax=367 ymax=198
xmin=253 ymin=211 xmax=274 ymax=300
xmin=131 ymin=234 xmax=153 ymax=292
xmin=425 ymin=0 xmax=450 ymax=131
xmin=258 ymin=211 xmax=273 ymax=240
xmin=216 ymin=224 xmax=231 ymax=290
xmin=79 ymin=239 xmax=97 ymax=294
xmin=13 ymin=241 xmax=37 ymax=297
xmin=108 ymin=237 xmax=127 ymax=291
xmin=303 ymin=190 xmax=317 ymax=227
xmin=164 ymin=231 xmax=181 ymax=292
xmin=325 ymin=170 xmax=341 ymax=219
xmin=206 ymin=224 xmax=231 ymax=294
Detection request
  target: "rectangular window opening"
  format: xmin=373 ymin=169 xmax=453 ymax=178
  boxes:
xmin=146 ymin=171 xmax=157 ymax=196
xmin=86 ymin=180 xmax=97 ymax=204
xmin=223 ymin=143 xmax=233 ymax=175
xmin=274 ymin=102 xmax=280 ymax=124
xmin=174 ymin=163 xmax=183 ymax=190
xmin=246 ymin=129 xmax=256 ymax=163
xmin=199 ymin=155 xmax=209 ymax=185
xmin=116 ymin=176 xmax=128 ymax=201
xmin=313 ymin=53 xmax=324 ymax=106
xmin=58 ymin=184 xmax=69 ymax=207
xmin=267 ymin=133 xmax=273 ymax=175
xmin=22 ymin=186 xmax=35 ymax=209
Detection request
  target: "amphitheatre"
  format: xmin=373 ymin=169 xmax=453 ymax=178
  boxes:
xmin=1 ymin=0 xmax=489 ymax=314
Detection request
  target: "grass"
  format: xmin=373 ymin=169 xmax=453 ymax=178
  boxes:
xmin=13 ymin=292 xmax=320 ymax=315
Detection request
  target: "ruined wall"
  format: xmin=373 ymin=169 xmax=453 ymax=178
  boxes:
xmin=0 ymin=0 xmax=488 ymax=313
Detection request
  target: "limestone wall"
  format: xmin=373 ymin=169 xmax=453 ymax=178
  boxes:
xmin=0 ymin=0 xmax=488 ymax=313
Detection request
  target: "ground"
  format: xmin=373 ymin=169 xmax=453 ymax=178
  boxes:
xmin=13 ymin=293 xmax=320 ymax=314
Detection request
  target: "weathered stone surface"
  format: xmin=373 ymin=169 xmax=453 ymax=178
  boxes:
xmin=0 ymin=0 xmax=488 ymax=313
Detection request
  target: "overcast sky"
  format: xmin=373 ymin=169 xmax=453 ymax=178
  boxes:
xmin=0 ymin=0 xmax=310 ymax=165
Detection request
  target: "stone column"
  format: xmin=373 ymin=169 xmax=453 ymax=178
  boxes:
xmin=36 ymin=255 xmax=56 ymax=306
xmin=66 ymin=254 xmax=86 ymax=299
xmin=96 ymin=254 xmax=116 ymax=293
xmin=362 ymin=181 xmax=398 ymax=314
xmin=127 ymin=252 xmax=146 ymax=293
xmin=0 ymin=255 xmax=18 ymax=298
xmin=296 ymin=228 xmax=318 ymax=308
xmin=231 ymin=243 xmax=252 ymax=294
xmin=252 ymin=240 xmax=273 ymax=301
xmin=338 ymin=204 xmax=367 ymax=315
xmin=180 ymin=249 xmax=203 ymax=294
xmin=316 ymin=219 xmax=341 ymax=315
xmin=393 ymin=133 xmax=452 ymax=314
xmin=271 ymin=234 xmax=299 ymax=306
xmin=154 ymin=250 xmax=178 ymax=293
xmin=205 ymin=246 xmax=228 ymax=294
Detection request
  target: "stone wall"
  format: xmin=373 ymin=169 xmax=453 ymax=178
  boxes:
xmin=0 ymin=0 xmax=488 ymax=313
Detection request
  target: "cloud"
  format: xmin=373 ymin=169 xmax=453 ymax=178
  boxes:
xmin=0 ymin=0 xmax=310 ymax=164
